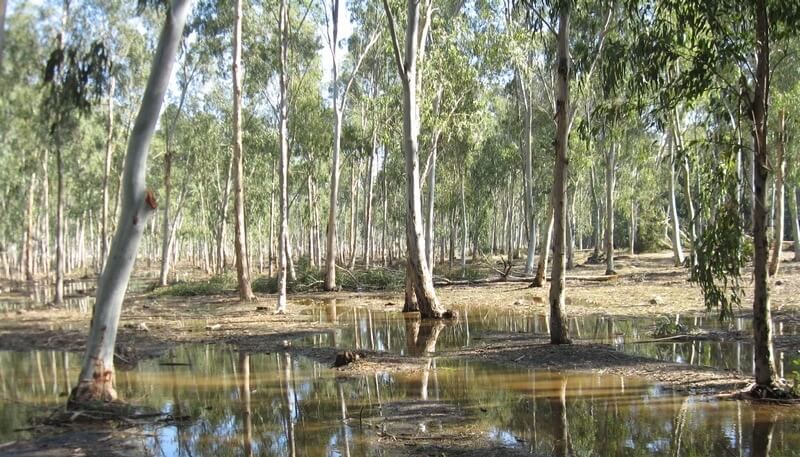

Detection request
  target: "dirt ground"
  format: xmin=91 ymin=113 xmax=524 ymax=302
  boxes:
xmin=1 ymin=250 xmax=799 ymax=455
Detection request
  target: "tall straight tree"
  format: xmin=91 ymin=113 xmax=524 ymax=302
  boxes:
xmin=275 ymin=0 xmax=289 ymax=313
xmin=232 ymin=0 xmax=254 ymax=300
xmin=323 ymin=0 xmax=378 ymax=290
xmin=70 ymin=0 xmax=191 ymax=404
xmin=383 ymin=0 xmax=446 ymax=319
xmin=548 ymin=3 xmax=571 ymax=344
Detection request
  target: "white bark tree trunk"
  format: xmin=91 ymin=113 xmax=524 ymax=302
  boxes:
xmin=101 ymin=77 xmax=114 ymax=269
xmin=69 ymin=0 xmax=190 ymax=405
xmin=232 ymin=0 xmax=253 ymax=300
xmin=668 ymin=132 xmax=684 ymax=266
xmin=276 ymin=0 xmax=289 ymax=313
xmin=768 ymin=110 xmax=785 ymax=277
xmin=383 ymin=0 xmax=445 ymax=318
xmin=605 ymin=142 xmax=616 ymax=275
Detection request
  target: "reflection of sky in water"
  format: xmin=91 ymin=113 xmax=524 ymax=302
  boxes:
xmin=0 ymin=300 xmax=799 ymax=456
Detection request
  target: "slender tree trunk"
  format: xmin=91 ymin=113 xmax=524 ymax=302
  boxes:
xmin=383 ymin=0 xmax=444 ymax=318
xmin=348 ymin=160 xmax=358 ymax=269
xmin=25 ymin=174 xmax=36 ymax=281
xmin=325 ymin=106 xmax=344 ymax=289
xmin=365 ymin=137 xmax=376 ymax=269
xmin=605 ymin=142 xmax=616 ymax=275
xmin=69 ymin=0 xmax=189 ymax=405
xmin=425 ymin=138 xmax=437 ymax=271
xmin=54 ymin=147 xmax=65 ymax=305
xmin=216 ymin=155 xmax=233 ymax=274
xmin=791 ymin=187 xmax=800 ymax=262
xmin=751 ymin=0 xmax=778 ymax=389
xmin=101 ymin=77 xmax=114 ymax=269
xmin=567 ymin=187 xmax=575 ymax=270
xmin=668 ymin=132 xmax=685 ymax=266
xmin=547 ymin=6 xmax=571 ymax=345
xmin=768 ymin=110 xmax=785 ymax=277
xmin=42 ymin=149 xmax=51 ymax=278
xmin=460 ymin=166 xmax=467 ymax=273
xmin=589 ymin=164 xmax=601 ymax=260
xmin=276 ymin=0 xmax=289 ymax=313
xmin=158 ymin=139 xmax=173 ymax=285
xmin=532 ymin=202 xmax=554 ymax=287
xmin=232 ymin=0 xmax=253 ymax=300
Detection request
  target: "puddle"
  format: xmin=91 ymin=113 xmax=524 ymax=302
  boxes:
xmin=299 ymin=300 xmax=800 ymax=373
xmin=1 ymin=345 xmax=799 ymax=456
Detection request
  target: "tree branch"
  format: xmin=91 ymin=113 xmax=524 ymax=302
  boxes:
xmin=382 ymin=0 xmax=406 ymax=80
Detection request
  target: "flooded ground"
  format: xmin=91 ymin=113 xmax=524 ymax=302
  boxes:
xmin=2 ymin=253 xmax=800 ymax=455
xmin=1 ymin=345 xmax=799 ymax=457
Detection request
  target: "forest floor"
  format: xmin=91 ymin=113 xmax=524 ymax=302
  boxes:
xmin=2 ymin=250 xmax=800 ymax=456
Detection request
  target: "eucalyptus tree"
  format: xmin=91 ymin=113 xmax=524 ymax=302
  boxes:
xmin=322 ymin=0 xmax=379 ymax=290
xmin=523 ymin=0 xmax=613 ymax=344
xmin=382 ymin=0 xmax=446 ymax=318
xmin=231 ymin=0 xmax=254 ymax=300
xmin=276 ymin=0 xmax=290 ymax=312
xmin=70 ymin=0 xmax=190 ymax=405
xmin=634 ymin=0 xmax=800 ymax=393
xmin=0 ymin=0 xmax=6 ymax=69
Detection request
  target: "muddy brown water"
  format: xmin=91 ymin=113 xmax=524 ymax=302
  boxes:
xmin=1 ymin=345 xmax=800 ymax=456
xmin=299 ymin=300 xmax=800 ymax=375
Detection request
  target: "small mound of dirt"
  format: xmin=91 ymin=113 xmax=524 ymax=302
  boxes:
xmin=333 ymin=351 xmax=362 ymax=367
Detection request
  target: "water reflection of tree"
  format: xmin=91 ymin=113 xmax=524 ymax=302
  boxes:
xmin=239 ymin=352 xmax=252 ymax=457
xmin=404 ymin=315 xmax=445 ymax=356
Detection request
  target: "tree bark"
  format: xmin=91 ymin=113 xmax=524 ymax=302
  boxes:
xmin=54 ymin=147 xmax=65 ymax=305
xmin=276 ymin=0 xmax=289 ymax=313
xmin=667 ymin=132 xmax=685 ymax=266
xmin=590 ymin=164 xmax=601 ymax=260
xmin=460 ymin=165 xmax=467 ymax=273
xmin=383 ymin=0 xmax=445 ymax=318
xmin=532 ymin=202 xmax=554 ymax=287
xmin=751 ymin=0 xmax=778 ymax=389
xmin=25 ymin=174 xmax=36 ymax=281
xmin=791 ymin=187 xmax=800 ymax=262
xmin=232 ymin=0 xmax=254 ymax=300
xmin=547 ymin=6 xmax=571 ymax=345
xmin=605 ymin=141 xmax=616 ymax=275
xmin=69 ymin=0 xmax=190 ymax=405
xmin=101 ymin=77 xmax=114 ymax=269
xmin=365 ymin=135 xmax=377 ymax=269
xmin=768 ymin=110 xmax=785 ymax=277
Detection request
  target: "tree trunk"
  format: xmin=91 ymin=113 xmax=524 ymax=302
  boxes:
xmin=25 ymin=174 xmax=36 ymax=281
xmin=101 ymin=77 xmax=114 ymax=269
xmin=232 ymin=0 xmax=254 ymax=300
xmin=69 ymin=0 xmax=189 ymax=405
xmin=364 ymin=136 xmax=376 ymax=269
xmin=460 ymin=166 xmax=467 ymax=273
xmin=532 ymin=202 xmax=554 ymax=287
xmin=768 ymin=110 xmax=785 ymax=277
xmin=42 ymin=149 xmax=51 ymax=278
xmin=216 ymin=155 xmax=233 ymax=274
xmin=605 ymin=141 xmax=616 ymax=275
xmin=54 ymin=147 xmax=65 ymax=305
xmin=348 ymin=160 xmax=358 ymax=269
xmin=325 ymin=106 xmax=343 ymax=289
xmin=791 ymin=187 xmax=800 ymax=262
xmin=751 ymin=0 xmax=778 ymax=389
xmin=566 ymin=186 xmax=575 ymax=270
xmin=276 ymin=0 xmax=289 ymax=313
xmin=590 ymin=164 xmax=601 ymax=260
xmin=425 ymin=137 xmax=437 ymax=271
xmin=383 ymin=0 xmax=444 ymax=318
xmin=668 ymin=132 xmax=684 ymax=266
xmin=547 ymin=6 xmax=571 ymax=345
